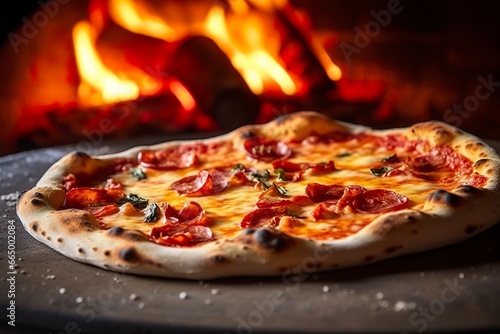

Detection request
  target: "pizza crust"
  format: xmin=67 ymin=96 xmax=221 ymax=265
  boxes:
xmin=16 ymin=111 xmax=500 ymax=279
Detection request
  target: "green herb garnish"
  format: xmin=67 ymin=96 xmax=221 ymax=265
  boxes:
xmin=250 ymin=170 xmax=270 ymax=186
xmin=370 ymin=166 xmax=394 ymax=177
xmin=143 ymin=202 xmax=160 ymax=223
xmin=335 ymin=152 xmax=352 ymax=158
xmin=232 ymin=163 xmax=246 ymax=173
xmin=275 ymin=168 xmax=290 ymax=181
xmin=273 ymin=182 xmax=287 ymax=195
xmin=117 ymin=194 xmax=149 ymax=210
xmin=130 ymin=167 xmax=147 ymax=181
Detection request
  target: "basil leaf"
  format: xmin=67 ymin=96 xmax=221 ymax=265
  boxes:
xmin=143 ymin=202 xmax=160 ymax=223
xmin=273 ymin=182 xmax=287 ymax=196
xmin=117 ymin=194 xmax=149 ymax=210
xmin=130 ymin=168 xmax=147 ymax=181
xmin=370 ymin=166 xmax=394 ymax=177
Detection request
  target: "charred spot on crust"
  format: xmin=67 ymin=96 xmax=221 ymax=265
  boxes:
xmin=466 ymin=142 xmax=485 ymax=151
xmin=57 ymin=237 xmax=63 ymax=243
xmin=80 ymin=220 xmax=97 ymax=231
xmin=242 ymin=228 xmax=256 ymax=235
xmin=364 ymin=255 xmax=375 ymax=262
xmin=304 ymin=259 xmax=320 ymax=270
xmin=405 ymin=215 xmax=417 ymax=224
xmin=428 ymin=190 xmax=463 ymax=206
xmin=433 ymin=126 xmax=452 ymax=139
xmin=107 ymin=227 xmax=125 ymax=236
xmin=74 ymin=151 xmax=91 ymax=159
xmin=30 ymin=198 xmax=43 ymax=205
xmin=78 ymin=248 xmax=85 ymax=254
xmin=254 ymin=229 xmax=287 ymax=251
xmin=210 ymin=255 xmax=225 ymax=263
xmin=107 ymin=227 xmax=147 ymax=241
xmin=241 ymin=131 xmax=256 ymax=139
xmin=465 ymin=225 xmax=478 ymax=234
xmin=457 ymin=185 xmax=484 ymax=196
xmin=474 ymin=159 xmax=490 ymax=168
xmin=274 ymin=114 xmax=293 ymax=123
xmin=385 ymin=245 xmax=403 ymax=254
xmin=34 ymin=192 xmax=44 ymax=199
xmin=58 ymin=212 xmax=98 ymax=231
xmin=119 ymin=248 xmax=139 ymax=262
xmin=104 ymin=250 xmax=111 ymax=256
xmin=123 ymin=230 xmax=149 ymax=242
xmin=31 ymin=222 xmax=39 ymax=232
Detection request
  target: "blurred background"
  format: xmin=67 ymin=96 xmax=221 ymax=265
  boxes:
xmin=1 ymin=0 xmax=499 ymax=156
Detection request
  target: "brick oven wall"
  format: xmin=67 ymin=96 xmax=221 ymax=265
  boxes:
xmin=292 ymin=0 xmax=500 ymax=139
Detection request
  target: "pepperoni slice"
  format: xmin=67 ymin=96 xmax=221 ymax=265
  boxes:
xmin=305 ymin=183 xmax=348 ymax=203
xmin=163 ymin=201 xmax=209 ymax=226
xmin=352 ymin=189 xmax=408 ymax=214
xmin=310 ymin=202 xmax=340 ymax=221
xmin=244 ymin=138 xmax=291 ymax=162
xmin=308 ymin=161 xmax=336 ymax=173
xmin=256 ymin=187 xmax=311 ymax=209
xmin=103 ymin=178 xmax=126 ymax=200
xmin=138 ymin=148 xmax=198 ymax=170
xmin=272 ymin=160 xmax=304 ymax=172
xmin=240 ymin=207 xmax=287 ymax=228
xmin=150 ymin=225 xmax=212 ymax=247
xmin=65 ymin=187 xmax=115 ymax=208
xmin=336 ymin=185 xmax=365 ymax=210
xmin=170 ymin=169 xmax=228 ymax=196
xmin=86 ymin=204 xmax=120 ymax=218
xmin=62 ymin=174 xmax=78 ymax=191
xmin=229 ymin=170 xmax=249 ymax=186
xmin=405 ymin=150 xmax=446 ymax=173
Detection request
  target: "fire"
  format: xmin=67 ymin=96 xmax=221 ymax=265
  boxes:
xmin=204 ymin=5 xmax=297 ymax=95
xmin=73 ymin=20 xmax=140 ymax=106
xmin=108 ymin=0 xmax=178 ymax=41
xmin=72 ymin=0 xmax=341 ymax=106
xmin=168 ymin=80 xmax=196 ymax=111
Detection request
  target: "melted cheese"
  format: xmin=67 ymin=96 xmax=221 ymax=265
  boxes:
xmin=100 ymin=137 xmax=476 ymax=242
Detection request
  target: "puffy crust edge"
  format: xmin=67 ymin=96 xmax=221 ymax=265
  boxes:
xmin=17 ymin=111 xmax=500 ymax=279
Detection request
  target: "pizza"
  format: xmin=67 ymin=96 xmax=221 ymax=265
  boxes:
xmin=16 ymin=111 xmax=500 ymax=279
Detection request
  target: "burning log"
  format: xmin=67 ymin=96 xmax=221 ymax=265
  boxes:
xmin=277 ymin=3 xmax=337 ymax=97
xmin=163 ymin=36 xmax=260 ymax=130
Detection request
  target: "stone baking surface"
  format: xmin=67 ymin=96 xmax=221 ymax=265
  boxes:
xmin=1 ymin=135 xmax=499 ymax=334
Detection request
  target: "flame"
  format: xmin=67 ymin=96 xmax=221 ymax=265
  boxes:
xmin=73 ymin=20 xmax=140 ymax=106
xmin=312 ymin=38 xmax=342 ymax=81
xmin=204 ymin=4 xmax=296 ymax=95
xmin=168 ymin=80 xmax=196 ymax=111
xmin=108 ymin=0 xmax=178 ymax=41
xmin=73 ymin=0 xmax=341 ymax=106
